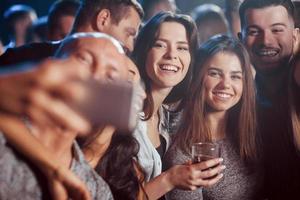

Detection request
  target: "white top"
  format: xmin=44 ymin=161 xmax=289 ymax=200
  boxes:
xmin=133 ymin=109 xmax=171 ymax=182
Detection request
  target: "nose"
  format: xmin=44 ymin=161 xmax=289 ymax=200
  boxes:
xmin=260 ymin=30 xmax=275 ymax=46
xmin=124 ymin=40 xmax=134 ymax=55
xmin=164 ymin=45 xmax=178 ymax=60
xmin=218 ymin=76 xmax=231 ymax=89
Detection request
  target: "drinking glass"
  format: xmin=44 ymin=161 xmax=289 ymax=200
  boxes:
xmin=192 ymin=142 xmax=221 ymax=164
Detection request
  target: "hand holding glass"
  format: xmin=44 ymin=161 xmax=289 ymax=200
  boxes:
xmin=192 ymin=142 xmax=221 ymax=164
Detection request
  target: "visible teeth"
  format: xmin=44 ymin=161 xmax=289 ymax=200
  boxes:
xmin=258 ymin=50 xmax=278 ymax=56
xmin=214 ymin=92 xmax=231 ymax=98
xmin=160 ymin=65 xmax=179 ymax=72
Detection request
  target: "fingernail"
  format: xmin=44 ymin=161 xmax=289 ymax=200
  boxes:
xmin=219 ymin=158 xmax=224 ymax=162
xmin=219 ymin=173 xmax=224 ymax=178
xmin=221 ymin=165 xmax=226 ymax=170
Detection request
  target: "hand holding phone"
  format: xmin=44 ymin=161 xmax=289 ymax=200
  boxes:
xmin=68 ymin=79 xmax=144 ymax=132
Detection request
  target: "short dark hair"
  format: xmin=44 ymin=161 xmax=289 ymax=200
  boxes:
xmin=47 ymin=0 xmax=81 ymax=32
xmin=26 ymin=16 xmax=48 ymax=43
xmin=4 ymin=4 xmax=36 ymax=36
xmin=131 ymin=11 xmax=198 ymax=120
xmin=140 ymin=0 xmax=176 ymax=21
xmin=239 ymin=0 xmax=295 ymax=28
xmin=191 ymin=4 xmax=227 ymax=24
xmin=73 ymin=0 xmax=144 ymax=30
xmin=293 ymin=1 xmax=300 ymax=28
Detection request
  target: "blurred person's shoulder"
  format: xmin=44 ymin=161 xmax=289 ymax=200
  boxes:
xmin=71 ymin=141 xmax=114 ymax=200
xmin=0 ymin=131 xmax=49 ymax=200
xmin=0 ymin=41 xmax=61 ymax=67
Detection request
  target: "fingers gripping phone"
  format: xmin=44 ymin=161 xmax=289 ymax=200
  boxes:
xmin=69 ymin=80 xmax=143 ymax=132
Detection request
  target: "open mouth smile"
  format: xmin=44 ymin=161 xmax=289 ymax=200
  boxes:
xmin=255 ymin=48 xmax=279 ymax=57
xmin=159 ymin=64 xmax=180 ymax=72
xmin=212 ymin=91 xmax=233 ymax=99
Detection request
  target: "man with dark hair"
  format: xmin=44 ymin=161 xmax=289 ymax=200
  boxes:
xmin=238 ymin=0 xmax=300 ymax=198
xmin=72 ymin=0 xmax=143 ymax=52
xmin=3 ymin=4 xmax=37 ymax=49
xmin=47 ymin=0 xmax=81 ymax=41
xmin=0 ymin=0 xmax=144 ymax=66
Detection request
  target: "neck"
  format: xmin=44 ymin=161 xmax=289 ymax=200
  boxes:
xmin=256 ymin=67 xmax=289 ymax=101
xmin=206 ymin=111 xmax=227 ymax=140
xmin=74 ymin=24 xmax=95 ymax=34
xmin=30 ymin=125 xmax=76 ymax=168
xmin=14 ymin=36 xmax=25 ymax=47
xmin=82 ymin=125 xmax=115 ymax=169
xmin=150 ymin=85 xmax=173 ymax=116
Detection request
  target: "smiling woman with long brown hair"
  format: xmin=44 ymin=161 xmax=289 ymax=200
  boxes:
xmin=164 ymin=35 xmax=263 ymax=200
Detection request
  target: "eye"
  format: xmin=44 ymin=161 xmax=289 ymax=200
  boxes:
xmin=177 ymin=45 xmax=189 ymax=51
xmin=231 ymin=74 xmax=243 ymax=80
xmin=76 ymin=52 xmax=93 ymax=66
xmin=128 ymin=70 xmax=136 ymax=82
xmin=247 ymin=29 xmax=260 ymax=36
xmin=153 ymin=41 xmax=167 ymax=49
xmin=208 ymin=69 xmax=222 ymax=78
xmin=272 ymin=28 xmax=284 ymax=33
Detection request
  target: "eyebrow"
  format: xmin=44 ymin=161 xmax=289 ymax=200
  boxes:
xmin=247 ymin=23 xmax=287 ymax=29
xmin=208 ymin=67 xmax=243 ymax=74
xmin=156 ymin=38 xmax=189 ymax=45
xmin=271 ymin=23 xmax=288 ymax=27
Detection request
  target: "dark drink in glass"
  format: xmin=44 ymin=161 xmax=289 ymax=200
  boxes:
xmin=192 ymin=142 xmax=221 ymax=179
xmin=192 ymin=154 xmax=215 ymax=164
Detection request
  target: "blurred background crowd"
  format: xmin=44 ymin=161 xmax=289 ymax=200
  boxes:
xmin=0 ymin=0 xmax=241 ymax=54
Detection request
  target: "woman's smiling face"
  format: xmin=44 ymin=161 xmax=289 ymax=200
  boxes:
xmin=203 ymin=51 xmax=243 ymax=113
xmin=145 ymin=21 xmax=191 ymax=89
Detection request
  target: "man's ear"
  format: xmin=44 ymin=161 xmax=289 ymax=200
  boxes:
xmin=292 ymin=28 xmax=300 ymax=54
xmin=293 ymin=28 xmax=300 ymax=45
xmin=96 ymin=9 xmax=111 ymax=31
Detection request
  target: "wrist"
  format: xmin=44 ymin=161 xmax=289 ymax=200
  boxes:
xmin=161 ymin=170 xmax=175 ymax=192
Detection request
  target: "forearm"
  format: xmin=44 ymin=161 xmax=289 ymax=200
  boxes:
xmin=0 ymin=113 xmax=61 ymax=177
xmin=144 ymin=171 xmax=174 ymax=200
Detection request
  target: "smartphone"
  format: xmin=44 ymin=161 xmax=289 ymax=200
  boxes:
xmin=69 ymin=79 xmax=143 ymax=132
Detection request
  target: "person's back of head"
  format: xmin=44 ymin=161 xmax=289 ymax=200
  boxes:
xmin=190 ymin=4 xmax=229 ymax=44
xmin=224 ymin=0 xmax=243 ymax=38
xmin=239 ymin=0 xmax=296 ymax=28
xmin=3 ymin=4 xmax=37 ymax=46
xmin=72 ymin=0 xmax=144 ymax=32
xmin=26 ymin=16 xmax=48 ymax=43
xmin=140 ymin=0 xmax=177 ymax=21
xmin=47 ymin=0 xmax=81 ymax=41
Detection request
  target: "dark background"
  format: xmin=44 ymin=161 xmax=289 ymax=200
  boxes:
xmin=0 ymin=0 xmax=224 ymax=45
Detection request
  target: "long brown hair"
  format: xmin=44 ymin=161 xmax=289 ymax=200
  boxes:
xmin=289 ymin=54 xmax=300 ymax=151
xmin=174 ymin=35 xmax=257 ymax=161
xmin=131 ymin=11 xmax=198 ymax=120
xmin=80 ymin=128 xmax=147 ymax=200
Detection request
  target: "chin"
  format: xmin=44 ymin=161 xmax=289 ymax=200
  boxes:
xmin=208 ymin=104 xmax=231 ymax=113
